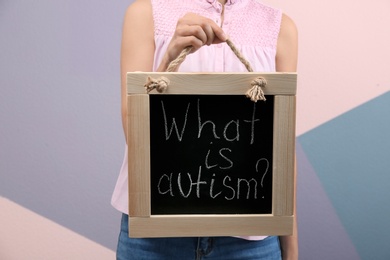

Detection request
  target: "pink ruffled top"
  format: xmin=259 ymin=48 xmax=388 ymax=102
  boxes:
xmin=112 ymin=0 xmax=282 ymax=241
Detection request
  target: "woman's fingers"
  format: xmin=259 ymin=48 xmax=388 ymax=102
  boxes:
xmin=158 ymin=13 xmax=227 ymax=71
xmin=176 ymin=25 xmax=207 ymax=50
xmin=178 ymin=13 xmax=227 ymax=46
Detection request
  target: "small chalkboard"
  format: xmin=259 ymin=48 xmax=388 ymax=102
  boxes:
xmin=126 ymin=72 xmax=297 ymax=238
xmin=150 ymin=95 xmax=274 ymax=215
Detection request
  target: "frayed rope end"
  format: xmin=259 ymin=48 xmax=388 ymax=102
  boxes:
xmin=245 ymin=77 xmax=267 ymax=102
xmin=144 ymin=76 xmax=170 ymax=93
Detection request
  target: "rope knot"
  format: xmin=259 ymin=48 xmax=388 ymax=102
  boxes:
xmin=144 ymin=76 xmax=170 ymax=93
xmin=246 ymin=77 xmax=267 ymax=102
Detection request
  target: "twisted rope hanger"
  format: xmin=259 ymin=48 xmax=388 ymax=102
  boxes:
xmin=144 ymin=38 xmax=267 ymax=102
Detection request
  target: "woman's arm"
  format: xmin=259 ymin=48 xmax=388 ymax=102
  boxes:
xmin=276 ymin=14 xmax=298 ymax=72
xmin=276 ymin=13 xmax=299 ymax=260
xmin=120 ymin=2 xmax=227 ymax=138
xmin=120 ymin=0 xmax=155 ymax=139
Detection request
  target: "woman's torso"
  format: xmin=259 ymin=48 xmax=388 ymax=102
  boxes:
xmin=112 ymin=0 xmax=282 ymax=241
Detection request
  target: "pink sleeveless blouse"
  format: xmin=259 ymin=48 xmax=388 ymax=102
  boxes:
xmin=112 ymin=0 xmax=282 ymax=241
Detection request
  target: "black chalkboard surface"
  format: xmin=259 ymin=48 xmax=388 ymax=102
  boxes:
xmin=149 ymin=95 xmax=274 ymax=215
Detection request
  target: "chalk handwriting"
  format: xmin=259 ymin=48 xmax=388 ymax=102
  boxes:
xmin=154 ymin=96 xmax=272 ymax=207
xmin=157 ymin=159 xmax=269 ymax=201
xmin=161 ymin=99 xmax=260 ymax=144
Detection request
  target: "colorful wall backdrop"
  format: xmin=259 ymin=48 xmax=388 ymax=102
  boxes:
xmin=1 ymin=0 xmax=389 ymax=259
xmin=263 ymin=0 xmax=390 ymax=259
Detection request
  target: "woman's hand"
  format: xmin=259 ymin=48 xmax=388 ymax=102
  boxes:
xmin=157 ymin=13 xmax=227 ymax=71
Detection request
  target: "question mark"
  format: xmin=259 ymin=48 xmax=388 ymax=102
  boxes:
xmin=255 ymin=158 xmax=270 ymax=188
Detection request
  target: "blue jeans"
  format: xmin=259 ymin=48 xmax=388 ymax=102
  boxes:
xmin=116 ymin=214 xmax=281 ymax=260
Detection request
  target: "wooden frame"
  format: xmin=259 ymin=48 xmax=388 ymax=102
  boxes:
xmin=127 ymin=72 xmax=297 ymax=238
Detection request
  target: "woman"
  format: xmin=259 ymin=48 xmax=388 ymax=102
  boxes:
xmin=112 ymin=0 xmax=298 ymax=259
